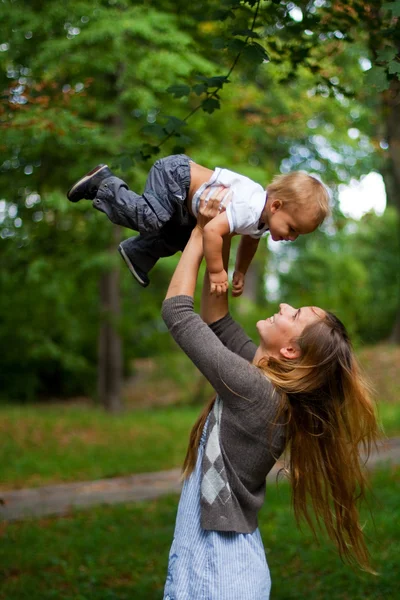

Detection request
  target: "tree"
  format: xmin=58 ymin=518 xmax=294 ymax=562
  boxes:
xmin=265 ymin=0 xmax=400 ymax=341
xmin=0 ymin=0 xmax=275 ymax=404
xmin=0 ymin=0 xmax=227 ymax=404
xmin=1 ymin=0 xmax=397 ymax=405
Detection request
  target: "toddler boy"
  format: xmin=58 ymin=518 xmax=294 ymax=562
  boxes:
xmin=67 ymin=154 xmax=329 ymax=295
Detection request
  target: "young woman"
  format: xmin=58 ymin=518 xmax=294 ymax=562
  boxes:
xmin=162 ymin=192 xmax=378 ymax=599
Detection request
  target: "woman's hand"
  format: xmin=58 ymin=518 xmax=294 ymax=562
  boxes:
xmin=232 ymin=270 xmax=245 ymax=297
xmin=209 ymin=269 xmax=229 ymax=296
xmin=197 ymin=185 xmax=231 ymax=230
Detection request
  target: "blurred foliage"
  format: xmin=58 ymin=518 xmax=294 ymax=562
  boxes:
xmin=0 ymin=0 xmax=399 ymax=400
xmin=272 ymin=207 xmax=400 ymax=344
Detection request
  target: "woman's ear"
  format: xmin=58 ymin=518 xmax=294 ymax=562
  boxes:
xmin=279 ymin=344 xmax=301 ymax=360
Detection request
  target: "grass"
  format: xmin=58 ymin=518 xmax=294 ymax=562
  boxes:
xmin=377 ymin=402 xmax=400 ymax=437
xmin=0 ymin=395 xmax=399 ymax=491
xmin=0 ymin=404 xmax=199 ymax=490
xmin=358 ymin=344 xmax=400 ymax=407
xmin=0 ymin=467 xmax=398 ymax=600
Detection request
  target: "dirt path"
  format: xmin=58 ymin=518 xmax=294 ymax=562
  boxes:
xmin=1 ymin=438 xmax=399 ymax=522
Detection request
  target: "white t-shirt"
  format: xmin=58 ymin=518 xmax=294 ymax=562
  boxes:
xmin=191 ymin=167 xmax=269 ymax=239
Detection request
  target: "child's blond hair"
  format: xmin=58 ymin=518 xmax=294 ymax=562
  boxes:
xmin=267 ymin=171 xmax=330 ymax=224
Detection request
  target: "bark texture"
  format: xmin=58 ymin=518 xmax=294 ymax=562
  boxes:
xmin=97 ymin=225 xmax=123 ymax=412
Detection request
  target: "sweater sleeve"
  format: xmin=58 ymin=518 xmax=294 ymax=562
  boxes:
xmin=208 ymin=313 xmax=257 ymax=363
xmin=162 ymin=296 xmax=274 ymax=408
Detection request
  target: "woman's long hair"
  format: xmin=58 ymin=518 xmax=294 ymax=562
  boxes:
xmin=182 ymin=395 xmax=216 ymax=480
xmin=260 ymin=311 xmax=378 ymax=572
xmin=182 ymin=311 xmax=378 ymax=572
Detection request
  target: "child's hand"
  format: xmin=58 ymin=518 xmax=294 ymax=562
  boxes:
xmin=209 ymin=270 xmax=228 ymax=296
xmin=232 ymin=271 xmax=245 ymax=297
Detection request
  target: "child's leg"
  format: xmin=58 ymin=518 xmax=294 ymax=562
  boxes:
xmin=119 ymin=217 xmax=195 ymax=287
xmin=68 ymin=156 xmax=194 ymax=285
xmin=93 ymin=155 xmax=192 ymax=234
xmin=118 ymin=233 xmax=177 ymax=287
xmin=93 ymin=175 xmax=172 ymax=233
xmin=67 ymin=165 xmax=166 ymax=231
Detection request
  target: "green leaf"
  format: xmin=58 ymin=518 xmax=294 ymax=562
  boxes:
xmin=196 ymin=75 xmax=230 ymax=87
xmin=364 ymin=66 xmax=390 ymax=91
xmin=242 ymin=42 xmax=270 ymax=64
xmin=172 ymin=145 xmax=187 ymax=154
xmin=140 ymin=144 xmax=160 ymax=160
xmin=192 ymin=83 xmax=208 ymax=96
xmin=227 ymin=38 xmax=247 ymax=53
xmin=166 ymin=84 xmax=191 ymax=98
xmin=388 ymin=60 xmax=400 ymax=75
xmin=131 ymin=147 xmax=145 ymax=164
xmin=141 ymin=123 xmax=166 ymax=138
xmin=376 ymin=47 xmax=397 ymax=63
xmin=163 ymin=116 xmax=187 ymax=135
xmin=202 ymin=97 xmax=221 ymax=114
xmin=192 ymin=76 xmax=228 ymax=93
xmin=175 ymin=134 xmax=192 ymax=145
xmin=212 ymin=9 xmax=235 ymax=20
xmin=118 ymin=155 xmax=133 ymax=171
xmin=204 ymin=76 xmax=230 ymax=88
xmin=232 ymin=29 xmax=261 ymax=39
xmin=212 ymin=37 xmax=227 ymax=50
xmin=382 ymin=1 xmax=400 ymax=16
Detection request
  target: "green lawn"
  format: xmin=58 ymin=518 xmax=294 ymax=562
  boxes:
xmin=0 ymin=404 xmax=199 ymax=490
xmin=1 ymin=468 xmax=398 ymax=600
xmin=0 ymin=398 xmax=399 ymax=490
xmin=378 ymin=402 xmax=400 ymax=438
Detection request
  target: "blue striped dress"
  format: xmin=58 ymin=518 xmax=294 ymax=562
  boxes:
xmin=163 ymin=421 xmax=271 ymax=600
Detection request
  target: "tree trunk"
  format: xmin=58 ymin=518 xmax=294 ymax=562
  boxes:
xmin=97 ymin=225 xmax=123 ymax=412
xmin=97 ymin=60 xmax=126 ymax=410
xmin=384 ymin=77 xmax=400 ymax=343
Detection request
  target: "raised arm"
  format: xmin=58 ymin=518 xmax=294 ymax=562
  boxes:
xmin=232 ymin=235 xmax=260 ymax=298
xmin=163 ymin=191 xmax=261 ymax=401
xmin=203 ymin=211 xmax=231 ymax=296
xmin=201 ymin=234 xmax=231 ymax=325
xmin=200 ymin=198 xmax=257 ymax=362
xmin=202 ymin=260 xmax=257 ymax=362
xmin=165 ymin=224 xmax=204 ymax=300
xmin=165 ymin=189 xmax=229 ymax=300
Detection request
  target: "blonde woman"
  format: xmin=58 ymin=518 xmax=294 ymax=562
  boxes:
xmin=162 ymin=191 xmax=378 ymax=600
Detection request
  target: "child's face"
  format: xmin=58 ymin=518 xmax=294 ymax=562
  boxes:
xmin=266 ymin=199 xmax=320 ymax=242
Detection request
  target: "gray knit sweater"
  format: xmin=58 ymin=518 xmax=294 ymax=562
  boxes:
xmin=162 ymin=295 xmax=286 ymax=534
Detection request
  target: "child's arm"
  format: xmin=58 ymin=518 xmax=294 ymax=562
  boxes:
xmin=203 ymin=212 xmax=231 ymax=296
xmin=232 ymin=235 xmax=260 ymax=297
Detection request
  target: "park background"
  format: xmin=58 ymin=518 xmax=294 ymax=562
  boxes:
xmin=0 ymin=0 xmax=399 ymax=598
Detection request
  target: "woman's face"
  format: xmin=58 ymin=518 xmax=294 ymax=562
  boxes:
xmin=256 ymin=303 xmax=325 ymax=359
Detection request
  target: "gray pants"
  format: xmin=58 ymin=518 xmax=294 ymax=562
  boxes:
xmin=93 ymin=154 xmax=196 ymax=274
